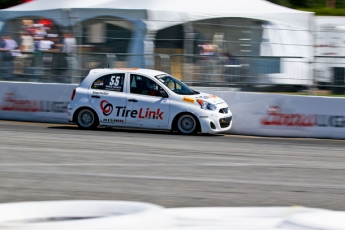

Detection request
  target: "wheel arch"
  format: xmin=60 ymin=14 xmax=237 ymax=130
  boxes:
xmin=73 ymin=106 xmax=100 ymax=124
xmin=171 ymin=112 xmax=201 ymax=133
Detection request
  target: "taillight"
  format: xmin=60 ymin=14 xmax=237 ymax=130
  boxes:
xmin=71 ymin=88 xmax=76 ymax=101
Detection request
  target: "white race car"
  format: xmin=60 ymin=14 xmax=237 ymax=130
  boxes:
xmin=67 ymin=68 xmax=232 ymax=134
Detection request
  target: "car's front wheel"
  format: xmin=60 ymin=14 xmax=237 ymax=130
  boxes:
xmin=177 ymin=114 xmax=198 ymax=134
xmin=76 ymin=108 xmax=99 ymax=129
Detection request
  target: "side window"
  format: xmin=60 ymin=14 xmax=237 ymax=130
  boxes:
xmin=91 ymin=77 xmax=105 ymax=89
xmin=130 ymin=74 xmax=166 ymax=97
xmin=91 ymin=74 xmax=125 ymax=92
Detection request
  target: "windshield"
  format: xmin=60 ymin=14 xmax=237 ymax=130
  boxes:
xmin=155 ymin=74 xmax=199 ymax=95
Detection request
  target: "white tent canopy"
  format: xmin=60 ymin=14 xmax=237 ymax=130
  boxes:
xmin=4 ymin=0 xmax=313 ymax=31
xmin=90 ymin=0 xmax=313 ymax=31
xmin=0 ymin=0 xmax=314 ymax=84
xmin=4 ymin=0 xmax=113 ymax=11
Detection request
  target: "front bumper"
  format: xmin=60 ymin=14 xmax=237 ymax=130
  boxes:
xmin=198 ymin=113 xmax=232 ymax=134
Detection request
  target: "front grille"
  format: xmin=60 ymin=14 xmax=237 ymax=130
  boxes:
xmin=219 ymin=107 xmax=229 ymax=114
xmin=219 ymin=116 xmax=232 ymax=128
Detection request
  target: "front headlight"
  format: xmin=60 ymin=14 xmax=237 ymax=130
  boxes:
xmin=197 ymin=99 xmax=217 ymax=111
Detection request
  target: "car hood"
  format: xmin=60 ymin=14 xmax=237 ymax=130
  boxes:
xmin=190 ymin=92 xmax=226 ymax=105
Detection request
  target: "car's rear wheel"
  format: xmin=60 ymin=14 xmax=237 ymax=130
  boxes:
xmin=76 ymin=108 xmax=99 ymax=129
xmin=177 ymin=114 xmax=198 ymax=134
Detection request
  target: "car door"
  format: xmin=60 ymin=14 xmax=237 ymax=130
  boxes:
xmin=88 ymin=73 xmax=127 ymax=126
xmin=125 ymin=74 xmax=170 ymax=128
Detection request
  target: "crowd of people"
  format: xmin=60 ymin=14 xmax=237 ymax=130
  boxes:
xmin=0 ymin=20 xmax=77 ymax=80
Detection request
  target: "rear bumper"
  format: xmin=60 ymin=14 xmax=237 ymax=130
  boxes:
xmin=67 ymin=103 xmax=75 ymax=122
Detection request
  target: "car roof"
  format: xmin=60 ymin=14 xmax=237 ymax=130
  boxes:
xmin=79 ymin=68 xmax=168 ymax=88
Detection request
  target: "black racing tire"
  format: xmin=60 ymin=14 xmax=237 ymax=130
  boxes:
xmin=176 ymin=113 xmax=198 ymax=134
xmin=76 ymin=108 xmax=99 ymax=130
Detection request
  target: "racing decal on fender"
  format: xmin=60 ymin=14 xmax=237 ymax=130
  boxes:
xmin=100 ymin=100 xmax=113 ymax=116
xmin=261 ymin=106 xmax=345 ymax=128
xmin=103 ymin=118 xmax=124 ymax=123
xmin=114 ymin=106 xmax=164 ymax=120
xmin=183 ymin=97 xmax=195 ymax=104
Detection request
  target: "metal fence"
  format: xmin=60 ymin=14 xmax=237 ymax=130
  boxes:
xmin=0 ymin=51 xmax=309 ymax=87
xmin=2 ymin=51 xmax=345 ymax=94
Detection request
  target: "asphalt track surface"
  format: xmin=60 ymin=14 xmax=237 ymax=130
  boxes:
xmin=0 ymin=120 xmax=345 ymax=211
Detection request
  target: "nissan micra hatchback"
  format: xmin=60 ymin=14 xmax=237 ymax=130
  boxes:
xmin=67 ymin=68 xmax=232 ymax=134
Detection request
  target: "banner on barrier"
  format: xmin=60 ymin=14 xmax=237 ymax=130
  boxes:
xmin=206 ymin=91 xmax=345 ymax=139
xmin=1 ymin=82 xmax=345 ymax=139
xmin=0 ymin=82 xmax=76 ymax=123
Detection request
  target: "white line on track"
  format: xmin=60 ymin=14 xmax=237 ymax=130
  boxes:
xmin=0 ymin=168 xmax=343 ymax=190
xmin=0 ymin=163 xmax=292 ymax=167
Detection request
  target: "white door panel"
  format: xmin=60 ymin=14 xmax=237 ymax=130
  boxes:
xmin=125 ymin=74 xmax=170 ymax=128
xmin=89 ymin=90 xmax=127 ymax=125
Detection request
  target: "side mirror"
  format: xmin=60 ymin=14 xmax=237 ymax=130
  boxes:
xmin=160 ymin=90 xmax=169 ymax=98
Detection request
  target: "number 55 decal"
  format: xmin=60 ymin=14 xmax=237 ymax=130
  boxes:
xmin=109 ymin=76 xmax=120 ymax=86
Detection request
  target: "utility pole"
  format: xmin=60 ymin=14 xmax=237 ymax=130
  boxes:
xmin=326 ymin=0 xmax=336 ymax=8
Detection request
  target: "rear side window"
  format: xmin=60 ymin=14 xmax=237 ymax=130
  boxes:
xmin=91 ymin=74 xmax=125 ymax=92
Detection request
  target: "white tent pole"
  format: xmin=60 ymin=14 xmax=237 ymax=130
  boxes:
xmin=310 ymin=14 xmax=317 ymax=95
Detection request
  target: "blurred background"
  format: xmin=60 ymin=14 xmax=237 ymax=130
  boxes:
xmin=0 ymin=0 xmax=344 ymax=94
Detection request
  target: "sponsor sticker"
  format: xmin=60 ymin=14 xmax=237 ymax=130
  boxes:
xmin=114 ymin=107 xmax=164 ymax=120
xmin=93 ymin=91 xmax=109 ymax=95
xmin=260 ymin=106 xmax=345 ymax=128
xmin=100 ymin=100 xmax=113 ymax=116
xmin=102 ymin=118 xmax=125 ymax=123
xmin=93 ymin=79 xmax=104 ymax=88
xmin=183 ymin=97 xmax=195 ymax=104
xmin=94 ymin=82 xmax=104 ymax=86
xmin=1 ymin=92 xmax=68 ymax=113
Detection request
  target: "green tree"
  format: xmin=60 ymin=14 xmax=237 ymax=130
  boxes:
xmin=268 ymin=0 xmax=344 ymax=8
xmin=267 ymin=0 xmax=292 ymax=7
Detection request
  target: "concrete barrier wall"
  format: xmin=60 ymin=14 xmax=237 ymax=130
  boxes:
xmin=0 ymin=82 xmax=76 ymax=124
xmin=1 ymin=81 xmax=345 ymax=139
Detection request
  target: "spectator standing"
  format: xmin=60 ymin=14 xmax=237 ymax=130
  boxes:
xmin=1 ymin=35 xmax=20 ymax=60
xmin=62 ymin=32 xmax=76 ymax=55
xmin=198 ymin=41 xmax=219 ymax=83
xmin=0 ymin=35 xmax=20 ymax=78
xmin=39 ymin=35 xmax=54 ymax=51
xmin=16 ymin=31 xmax=34 ymax=74
xmin=61 ymin=32 xmax=77 ymax=83
xmin=19 ymin=30 xmax=34 ymax=53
